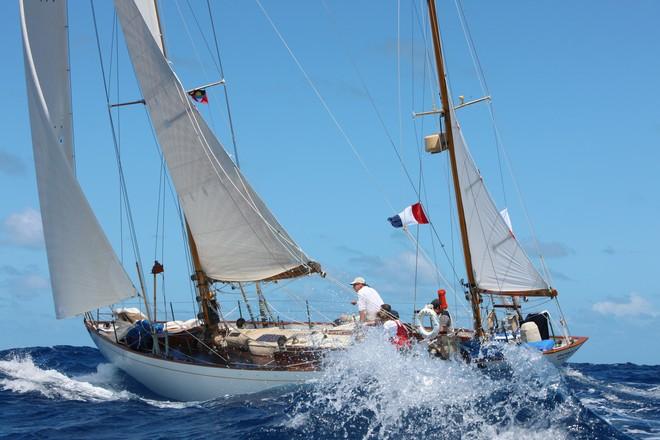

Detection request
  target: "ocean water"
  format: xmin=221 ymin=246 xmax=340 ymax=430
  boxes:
xmin=0 ymin=336 xmax=658 ymax=440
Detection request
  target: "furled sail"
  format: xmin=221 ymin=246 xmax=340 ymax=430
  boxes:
xmin=21 ymin=0 xmax=137 ymax=318
xmin=115 ymin=0 xmax=318 ymax=282
xmin=450 ymin=109 xmax=551 ymax=295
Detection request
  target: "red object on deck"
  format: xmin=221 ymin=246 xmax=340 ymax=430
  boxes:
xmin=393 ymin=321 xmax=411 ymax=349
xmin=437 ymin=289 xmax=448 ymax=309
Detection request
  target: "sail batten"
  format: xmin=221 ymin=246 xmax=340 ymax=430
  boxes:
xmin=450 ymin=108 xmax=550 ymax=294
xmin=21 ymin=0 xmax=137 ymax=319
xmin=115 ymin=0 xmax=318 ymax=282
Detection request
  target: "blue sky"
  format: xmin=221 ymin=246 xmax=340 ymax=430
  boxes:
xmin=1 ymin=1 xmax=659 ymax=365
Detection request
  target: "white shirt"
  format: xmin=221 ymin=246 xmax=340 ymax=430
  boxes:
xmin=356 ymin=285 xmax=384 ymax=320
xmin=383 ymin=320 xmax=398 ymax=338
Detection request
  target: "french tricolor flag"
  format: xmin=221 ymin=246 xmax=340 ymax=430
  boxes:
xmin=388 ymin=202 xmax=429 ymax=228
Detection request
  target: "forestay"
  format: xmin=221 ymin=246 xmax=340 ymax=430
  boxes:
xmin=116 ymin=0 xmax=317 ymax=282
xmin=450 ymin=108 xmax=550 ymax=294
xmin=20 ymin=0 xmax=137 ymax=319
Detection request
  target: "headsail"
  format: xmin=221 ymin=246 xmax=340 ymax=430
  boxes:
xmin=115 ymin=0 xmax=318 ymax=282
xmin=450 ymin=109 xmax=551 ymax=295
xmin=21 ymin=0 xmax=137 ymax=318
xmin=133 ymin=0 xmax=165 ymax=55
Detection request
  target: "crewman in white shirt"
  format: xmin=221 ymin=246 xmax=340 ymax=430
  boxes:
xmin=349 ymin=276 xmax=384 ymax=322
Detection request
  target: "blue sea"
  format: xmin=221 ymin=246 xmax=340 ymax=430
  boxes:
xmin=1 ymin=339 xmax=658 ymax=439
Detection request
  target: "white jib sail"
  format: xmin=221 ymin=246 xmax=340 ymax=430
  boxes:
xmin=450 ymin=110 xmax=549 ymax=293
xmin=21 ymin=0 xmax=137 ymax=319
xmin=115 ymin=0 xmax=314 ymax=282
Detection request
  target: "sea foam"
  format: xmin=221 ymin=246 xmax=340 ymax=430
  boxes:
xmin=288 ymin=329 xmax=577 ymax=439
xmin=0 ymin=354 xmax=194 ymax=408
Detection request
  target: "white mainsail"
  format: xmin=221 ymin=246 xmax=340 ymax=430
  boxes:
xmin=115 ymin=0 xmax=316 ymax=282
xmin=450 ymin=110 xmax=550 ymax=294
xmin=21 ymin=0 xmax=137 ymax=318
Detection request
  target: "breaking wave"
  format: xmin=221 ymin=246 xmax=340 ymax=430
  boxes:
xmin=0 ymin=352 xmax=194 ymax=409
xmin=1 ymin=343 xmax=655 ymax=439
xmin=285 ymin=330 xmax=587 ymax=439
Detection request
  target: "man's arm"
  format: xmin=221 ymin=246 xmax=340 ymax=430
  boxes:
xmin=359 ymin=310 xmax=366 ymax=322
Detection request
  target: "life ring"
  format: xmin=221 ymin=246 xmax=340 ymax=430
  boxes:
xmin=415 ymin=306 xmax=440 ymax=339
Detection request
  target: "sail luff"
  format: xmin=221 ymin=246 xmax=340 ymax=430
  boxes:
xmin=115 ymin=0 xmax=318 ymax=283
xmin=450 ymin=113 xmax=550 ymax=294
xmin=21 ymin=0 xmax=138 ymax=319
xmin=426 ymin=0 xmax=548 ymax=301
xmin=20 ymin=0 xmax=74 ymax=168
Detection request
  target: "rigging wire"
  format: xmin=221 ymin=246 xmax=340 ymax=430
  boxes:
xmin=313 ymin=1 xmax=464 ymax=288
xmin=139 ymin=105 xmax=199 ymax=316
xmin=410 ymin=1 xmax=451 ymax=298
xmin=109 ymin=13 xmax=125 ymax=266
xmin=452 ymin=0 xmax=553 ymax=286
xmin=441 ymin=1 xmax=562 ymax=331
xmin=453 ymin=0 xmax=507 ymax=209
xmin=157 ymin=4 xmax=315 ymax=269
xmin=168 ymin=68 xmax=311 ymax=269
xmin=179 ymin=0 xmax=240 ymax=168
xmin=125 ymin=2 xmax=313 ymax=276
xmin=154 ymin=153 xmax=168 ymax=320
xmin=410 ymin=1 xmax=462 ymax=310
xmin=138 ymin=2 xmax=316 ymax=321
xmin=90 ymin=0 xmax=146 ymax=292
xmin=256 ymin=0 xmax=395 ymax=215
xmin=172 ymin=0 xmax=218 ymax=137
xmin=205 ymin=0 xmax=241 ymax=168
xmin=397 ymin=0 xmax=403 ymax=170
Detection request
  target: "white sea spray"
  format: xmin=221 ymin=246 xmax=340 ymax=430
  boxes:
xmin=0 ymin=354 xmax=196 ymax=409
xmin=288 ymin=329 xmax=577 ymax=439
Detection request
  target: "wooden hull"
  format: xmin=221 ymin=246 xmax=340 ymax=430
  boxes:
xmin=87 ymin=326 xmax=318 ymax=401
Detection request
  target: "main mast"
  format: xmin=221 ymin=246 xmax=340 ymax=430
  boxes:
xmin=149 ymin=1 xmax=217 ymax=334
xmin=426 ymin=0 xmax=483 ymax=337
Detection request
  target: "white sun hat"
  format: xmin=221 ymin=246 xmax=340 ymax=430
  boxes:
xmin=349 ymin=276 xmax=366 ymax=285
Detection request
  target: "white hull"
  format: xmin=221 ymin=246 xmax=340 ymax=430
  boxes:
xmin=89 ymin=323 xmax=586 ymax=401
xmin=542 ymin=336 xmax=588 ymax=366
xmin=88 ymin=328 xmax=318 ymax=401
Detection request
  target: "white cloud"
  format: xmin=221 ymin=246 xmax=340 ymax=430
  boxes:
xmin=347 ymin=250 xmax=440 ymax=291
xmin=521 ymin=238 xmax=574 ymax=259
xmin=0 ymin=150 xmax=25 ymax=176
xmin=2 ymin=208 xmax=44 ymax=248
xmin=0 ymin=265 xmax=49 ymax=297
xmin=592 ymin=293 xmax=658 ymax=318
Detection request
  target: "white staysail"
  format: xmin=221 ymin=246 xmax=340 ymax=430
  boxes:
xmin=115 ymin=0 xmax=316 ymax=282
xmin=450 ymin=110 xmax=550 ymax=294
xmin=21 ymin=0 xmax=137 ymax=318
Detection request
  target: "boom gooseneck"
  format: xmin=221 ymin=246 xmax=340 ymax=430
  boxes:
xmin=426 ymin=0 xmax=484 ymax=337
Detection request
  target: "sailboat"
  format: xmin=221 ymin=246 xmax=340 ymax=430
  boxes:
xmin=20 ymin=0 xmax=349 ymax=401
xmin=415 ymin=0 xmax=587 ymax=366
xmin=20 ymin=0 xmax=586 ymax=401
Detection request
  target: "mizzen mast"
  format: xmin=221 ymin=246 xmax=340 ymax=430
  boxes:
xmin=426 ymin=0 xmax=484 ymax=337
